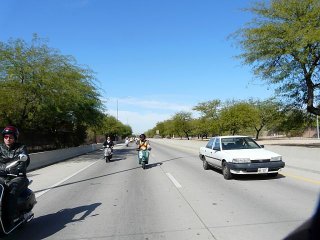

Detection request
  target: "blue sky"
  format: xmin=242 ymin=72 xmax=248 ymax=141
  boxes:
xmin=0 ymin=0 xmax=275 ymax=134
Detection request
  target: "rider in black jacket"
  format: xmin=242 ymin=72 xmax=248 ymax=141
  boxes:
xmin=103 ymin=136 xmax=114 ymax=150
xmin=0 ymin=126 xmax=30 ymax=224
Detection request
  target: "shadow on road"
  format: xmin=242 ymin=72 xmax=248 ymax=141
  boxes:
xmin=145 ymin=162 xmax=163 ymax=169
xmin=207 ymin=167 xmax=286 ymax=181
xmin=234 ymin=173 xmax=286 ymax=181
xmin=5 ymin=203 xmax=101 ymax=240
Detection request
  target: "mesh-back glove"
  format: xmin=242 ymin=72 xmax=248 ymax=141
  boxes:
xmin=0 ymin=163 xmax=7 ymax=176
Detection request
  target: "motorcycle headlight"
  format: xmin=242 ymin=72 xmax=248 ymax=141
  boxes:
xmin=271 ymin=156 xmax=282 ymax=161
xmin=232 ymin=158 xmax=251 ymax=163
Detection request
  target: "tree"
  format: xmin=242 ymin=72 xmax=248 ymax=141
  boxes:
xmin=193 ymin=100 xmax=221 ymax=137
xmin=273 ymin=107 xmax=313 ymax=137
xmin=192 ymin=100 xmax=221 ymax=118
xmin=249 ymin=98 xmax=283 ymax=139
xmin=220 ymin=102 xmax=259 ymax=135
xmin=235 ymin=0 xmax=320 ymax=115
xmin=0 ymin=35 xmax=103 ymax=147
xmin=171 ymin=111 xmax=193 ymax=139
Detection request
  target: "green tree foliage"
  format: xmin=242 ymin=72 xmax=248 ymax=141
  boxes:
xmin=235 ymin=0 xmax=320 ymax=115
xmin=171 ymin=111 xmax=193 ymax=139
xmin=0 ymin=35 xmax=103 ymax=147
xmin=146 ymin=99 xmax=312 ymax=139
xmin=249 ymin=98 xmax=283 ymax=139
xmin=94 ymin=114 xmax=132 ymax=140
xmin=273 ymin=107 xmax=314 ymax=137
xmin=220 ymin=102 xmax=259 ymax=135
xmin=192 ymin=100 xmax=221 ymax=118
xmin=193 ymin=100 xmax=221 ymax=137
xmin=149 ymin=121 xmax=170 ymax=138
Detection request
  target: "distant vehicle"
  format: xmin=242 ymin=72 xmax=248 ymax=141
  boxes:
xmin=199 ymin=135 xmax=285 ymax=180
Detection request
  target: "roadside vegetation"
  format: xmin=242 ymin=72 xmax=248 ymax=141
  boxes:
xmin=146 ymin=98 xmax=317 ymax=139
xmin=0 ymin=35 xmax=132 ymax=151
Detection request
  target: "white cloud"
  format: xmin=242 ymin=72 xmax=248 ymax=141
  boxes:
xmin=102 ymin=96 xmax=193 ymax=112
xmin=102 ymin=96 xmax=197 ymax=134
xmin=108 ymin=109 xmax=171 ymax=134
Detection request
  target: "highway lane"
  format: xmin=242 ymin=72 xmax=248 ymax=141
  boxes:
xmin=6 ymin=144 xmax=214 ymax=240
xmin=150 ymin=140 xmax=319 ymax=239
xmin=4 ymin=140 xmax=320 ymax=240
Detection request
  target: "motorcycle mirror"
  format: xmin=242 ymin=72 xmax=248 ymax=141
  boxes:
xmin=18 ymin=154 xmax=28 ymax=161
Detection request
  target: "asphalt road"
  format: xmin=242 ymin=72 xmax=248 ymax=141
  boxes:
xmin=4 ymin=139 xmax=320 ymax=240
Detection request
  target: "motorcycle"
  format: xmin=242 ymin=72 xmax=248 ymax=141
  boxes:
xmin=0 ymin=154 xmax=36 ymax=235
xmin=104 ymin=145 xmax=113 ymax=162
xmin=138 ymin=149 xmax=150 ymax=169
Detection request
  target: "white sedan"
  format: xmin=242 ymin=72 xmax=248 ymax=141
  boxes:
xmin=199 ymin=135 xmax=285 ymax=179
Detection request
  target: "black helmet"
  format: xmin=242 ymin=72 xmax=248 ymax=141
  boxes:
xmin=139 ymin=134 xmax=146 ymax=139
xmin=2 ymin=126 xmax=19 ymax=140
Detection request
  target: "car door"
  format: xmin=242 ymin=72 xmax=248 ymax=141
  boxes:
xmin=211 ymin=137 xmax=223 ymax=168
xmin=203 ymin=138 xmax=215 ymax=165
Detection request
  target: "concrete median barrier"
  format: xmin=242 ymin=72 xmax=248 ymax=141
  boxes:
xmin=28 ymin=143 xmax=103 ymax=171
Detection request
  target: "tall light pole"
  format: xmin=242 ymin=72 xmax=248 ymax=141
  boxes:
xmin=317 ymin=115 xmax=319 ymax=139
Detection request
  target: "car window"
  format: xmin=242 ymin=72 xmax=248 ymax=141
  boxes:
xmin=244 ymin=137 xmax=261 ymax=149
xmin=213 ymin=138 xmax=220 ymax=149
xmin=221 ymin=138 xmax=235 ymax=150
xmin=221 ymin=137 xmax=261 ymax=150
xmin=206 ymin=138 xmax=215 ymax=149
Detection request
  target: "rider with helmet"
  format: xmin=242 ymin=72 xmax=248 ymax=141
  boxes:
xmin=103 ymin=136 xmax=114 ymax=152
xmin=137 ymin=134 xmax=150 ymax=150
xmin=0 ymin=126 xmax=30 ymax=225
xmin=136 ymin=134 xmax=151 ymax=165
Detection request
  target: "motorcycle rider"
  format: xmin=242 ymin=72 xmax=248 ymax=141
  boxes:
xmin=137 ymin=134 xmax=150 ymax=150
xmin=103 ymin=136 xmax=114 ymax=154
xmin=0 ymin=126 xmax=30 ymax=226
xmin=136 ymin=134 xmax=151 ymax=164
xmin=125 ymin=137 xmax=129 ymax=147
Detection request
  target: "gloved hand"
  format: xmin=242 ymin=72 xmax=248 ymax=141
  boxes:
xmin=7 ymin=162 xmax=26 ymax=176
xmin=0 ymin=163 xmax=7 ymax=176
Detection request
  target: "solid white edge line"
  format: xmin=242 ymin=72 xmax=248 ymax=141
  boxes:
xmin=35 ymin=160 xmax=100 ymax=198
xmin=166 ymin=173 xmax=182 ymax=188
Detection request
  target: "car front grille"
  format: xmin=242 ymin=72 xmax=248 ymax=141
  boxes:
xmin=250 ymin=159 xmax=270 ymax=163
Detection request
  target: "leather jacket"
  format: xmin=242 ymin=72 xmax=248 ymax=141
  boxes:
xmin=103 ymin=140 xmax=114 ymax=148
xmin=0 ymin=142 xmax=30 ymax=178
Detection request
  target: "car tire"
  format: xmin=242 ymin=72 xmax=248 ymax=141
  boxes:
xmin=203 ymin=157 xmax=209 ymax=170
xmin=222 ymin=162 xmax=232 ymax=180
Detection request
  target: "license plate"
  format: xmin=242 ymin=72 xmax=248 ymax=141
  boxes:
xmin=258 ymin=168 xmax=268 ymax=173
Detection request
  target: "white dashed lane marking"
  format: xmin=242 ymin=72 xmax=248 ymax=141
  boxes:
xmin=166 ymin=173 xmax=182 ymax=188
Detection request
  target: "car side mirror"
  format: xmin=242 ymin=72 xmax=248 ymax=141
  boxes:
xmin=213 ymin=147 xmax=220 ymax=151
xmin=260 ymin=145 xmax=264 ymax=148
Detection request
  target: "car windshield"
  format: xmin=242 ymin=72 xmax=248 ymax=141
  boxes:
xmin=221 ymin=137 xmax=261 ymax=150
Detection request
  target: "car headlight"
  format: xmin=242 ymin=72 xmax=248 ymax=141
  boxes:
xmin=271 ymin=156 xmax=282 ymax=161
xmin=232 ymin=158 xmax=251 ymax=163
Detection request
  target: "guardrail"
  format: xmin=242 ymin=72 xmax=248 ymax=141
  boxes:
xmin=28 ymin=143 xmax=103 ymax=171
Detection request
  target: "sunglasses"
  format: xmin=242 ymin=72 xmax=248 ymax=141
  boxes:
xmin=4 ymin=136 xmax=14 ymax=140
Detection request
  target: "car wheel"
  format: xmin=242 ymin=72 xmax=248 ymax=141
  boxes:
xmin=222 ymin=162 xmax=232 ymax=180
xmin=203 ymin=157 xmax=209 ymax=170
